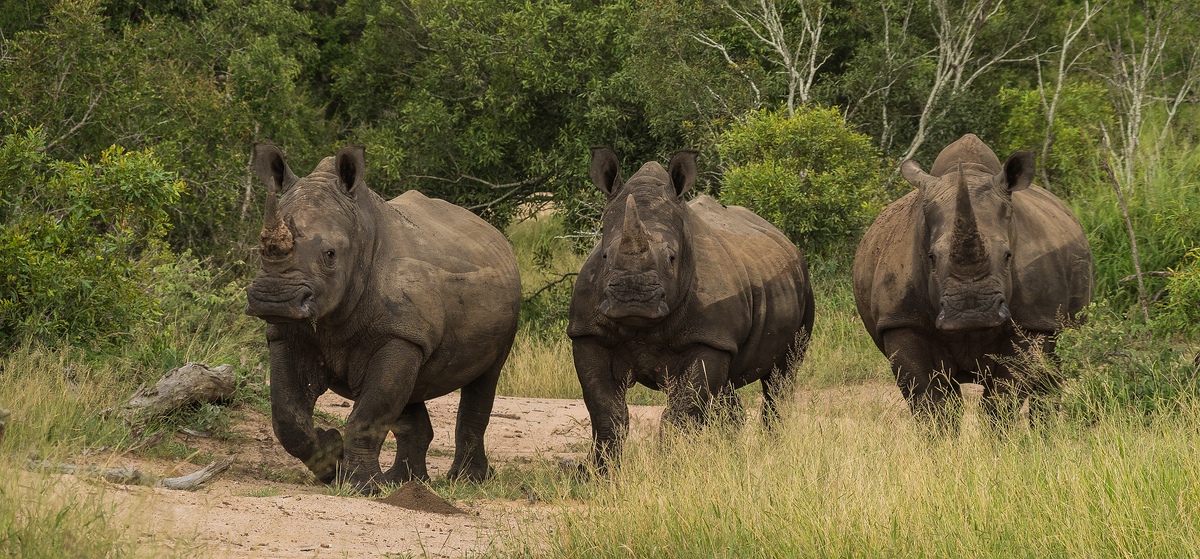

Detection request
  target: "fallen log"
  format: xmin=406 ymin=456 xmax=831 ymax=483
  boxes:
xmin=26 ymin=455 xmax=236 ymax=491
xmin=123 ymin=362 xmax=235 ymax=421
xmin=158 ymin=455 xmax=236 ymax=490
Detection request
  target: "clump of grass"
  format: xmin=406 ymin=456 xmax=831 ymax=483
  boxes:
xmin=0 ymin=346 xmax=204 ymax=558
xmin=429 ymin=459 xmax=596 ymax=506
xmin=0 ymin=461 xmax=140 ymax=558
xmin=0 ymin=344 xmax=133 ymax=457
xmin=498 ymin=327 xmax=580 ymax=399
xmin=526 ymin=391 xmax=1200 ymax=558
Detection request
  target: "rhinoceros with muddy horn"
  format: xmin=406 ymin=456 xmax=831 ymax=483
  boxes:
xmin=244 ymin=144 xmax=521 ymax=493
xmin=568 ymin=147 xmax=815 ymax=471
xmin=853 ymin=134 xmax=1093 ymax=432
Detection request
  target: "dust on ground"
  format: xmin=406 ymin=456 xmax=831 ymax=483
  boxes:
xmin=52 ymin=382 xmax=918 ymax=558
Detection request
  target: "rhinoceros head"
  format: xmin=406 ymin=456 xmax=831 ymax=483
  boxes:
xmin=901 ymin=147 xmax=1036 ymax=331
xmin=245 ymin=144 xmax=370 ymax=324
xmin=589 ymin=147 xmax=698 ymax=327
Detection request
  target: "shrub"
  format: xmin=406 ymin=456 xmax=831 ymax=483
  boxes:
xmin=1056 ymin=301 xmax=1200 ymax=421
xmin=995 ymin=81 xmax=1114 ymax=197
xmin=1157 ymin=248 xmax=1200 ymax=336
xmin=717 ymin=107 xmax=888 ymax=255
xmin=0 ymin=128 xmax=184 ymax=349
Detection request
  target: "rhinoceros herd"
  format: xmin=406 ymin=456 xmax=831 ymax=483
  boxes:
xmin=245 ymin=134 xmax=1093 ymax=492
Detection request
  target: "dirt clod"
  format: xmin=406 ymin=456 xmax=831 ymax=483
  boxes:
xmin=377 ymin=482 xmax=466 ymax=516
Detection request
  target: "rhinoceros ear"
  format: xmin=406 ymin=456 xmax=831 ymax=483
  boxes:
xmin=997 ymin=150 xmax=1035 ymax=194
xmin=589 ymin=146 xmax=623 ymax=196
xmin=899 ymin=159 xmax=931 ymax=189
xmin=668 ymin=149 xmax=698 ymax=198
xmin=253 ymin=143 xmax=298 ymax=194
xmin=334 ymin=146 xmax=367 ymax=197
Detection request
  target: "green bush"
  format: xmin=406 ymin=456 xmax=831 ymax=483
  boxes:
xmin=1158 ymin=248 xmax=1200 ymax=336
xmin=0 ymin=128 xmax=183 ymax=349
xmin=1071 ymin=132 xmax=1200 ymax=313
xmin=996 ymin=81 xmax=1114 ymax=197
xmin=717 ymin=107 xmax=888 ymax=255
xmin=1057 ymin=301 xmax=1200 ymax=421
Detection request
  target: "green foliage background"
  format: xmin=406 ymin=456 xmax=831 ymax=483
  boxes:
xmin=0 ymin=0 xmax=1197 ymax=405
xmin=717 ymin=108 xmax=888 ymax=255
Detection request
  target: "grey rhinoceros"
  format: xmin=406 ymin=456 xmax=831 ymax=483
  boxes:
xmin=853 ymin=134 xmax=1093 ymax=431
xmin=569 ymin=147 xmax=815 ymax=470
xmin=244 ymin=144 xmax=521 ymax=492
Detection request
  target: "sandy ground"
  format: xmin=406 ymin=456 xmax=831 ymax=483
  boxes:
xmin=74 ymin=393 xmax=666 ymax=558
xmin=43 ymin=382 xmax=963 ymax=558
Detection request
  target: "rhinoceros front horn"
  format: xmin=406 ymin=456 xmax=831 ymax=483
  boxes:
xmin=619 ymin=195 xmax=650 ymax=255
xmin=949 ymin=164 xmax=987 ymax=268
xmin=253 ymin=144 xmax=297 ymax=260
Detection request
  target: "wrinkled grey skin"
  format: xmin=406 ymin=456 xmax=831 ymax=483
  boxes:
xmin=244 ymin=144 xmax=521 ymax=493
xmin=568 ymin=147 xmax=815 ymax=471
xmin=853 ymin=134 xmax=1094 ymax=432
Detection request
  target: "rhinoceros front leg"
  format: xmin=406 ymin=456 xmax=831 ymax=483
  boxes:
xmin=882 ymin=328 xmax=962 ymax=436
xmin=267 ymin=334 xmax=339 ymax=483
xmin=342 ymin=339 xmax=423 ymax=494
xmin=573 ymin=337 xmax=628 ymax=473
xmin=661 ymin=347 xmax=731 ymax=429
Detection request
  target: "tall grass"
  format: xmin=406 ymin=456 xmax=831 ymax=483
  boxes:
xmin=797 ymin=257 xmax=891 ymax=388
xmin=0 ymin=345 xmax=202 ymax=558
xmin=1071 ymin=117 xmax=1200 ymax=311
xmin=527 ymin=392 xmax=1200 ymax=558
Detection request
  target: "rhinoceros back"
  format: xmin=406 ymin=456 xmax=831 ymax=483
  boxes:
xmin=376 ymin=190 xmax=521 ymax=398
xmin=684 ymin=195 xmax=812 ymax=383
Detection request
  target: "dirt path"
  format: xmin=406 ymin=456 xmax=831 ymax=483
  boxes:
xmin=97 ymin=394 xmax=665 ymax=558
xmin=64 ymin=382 xmax=923 ymax=558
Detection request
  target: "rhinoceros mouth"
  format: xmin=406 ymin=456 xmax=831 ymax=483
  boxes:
xmin=600 ymin=273 xmax=669 ymax=324
xmin=245 ymin=282 xmax=318 ymax=324
xmin=935 ymin=293 xmax=1011 ymax=331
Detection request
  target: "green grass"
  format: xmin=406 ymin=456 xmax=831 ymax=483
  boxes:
xmin=0 ymin=345 xmax=203 ymax=558
xmin=513 ymin=394 xmax=1200 ymax=558
xmin=0 ymin=459 xmax=151 ymax=559
xmin=795 ymin=260 xmax=891 ymax=388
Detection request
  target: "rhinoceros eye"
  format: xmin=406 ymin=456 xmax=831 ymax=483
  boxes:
xmin=322 ymin=249 xmax=335 ymax=267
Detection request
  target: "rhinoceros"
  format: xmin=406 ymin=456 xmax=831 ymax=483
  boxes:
xmin=853 ymin=134 xmax=1093 ymax=431
xmin=244 ymin=144 xmax=521 ymax=492
xmin=568 ymin=147 xmax=815 ymax=470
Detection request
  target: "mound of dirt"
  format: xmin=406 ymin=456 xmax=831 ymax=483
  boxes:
xmin=377 ymin=482 xmax=466 ymax=516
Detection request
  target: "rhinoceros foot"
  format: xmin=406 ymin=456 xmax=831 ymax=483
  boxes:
xmin=305 ymin=427 xmax=344 ymax=484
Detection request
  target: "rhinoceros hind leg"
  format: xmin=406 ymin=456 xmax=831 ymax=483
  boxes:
xmin=448 ymin=363 xmax=502 ymax=482
xmin=884 ymin=329 xmax=963 ymax=436
xmin=710 ymin=385 xmax=745 ymax=428
xmin=385 ymin=402 xmax=434 ymax=483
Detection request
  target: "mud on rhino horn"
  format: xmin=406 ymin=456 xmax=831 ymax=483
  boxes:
xmin=253 ymin=143 xmax=298 ymax=260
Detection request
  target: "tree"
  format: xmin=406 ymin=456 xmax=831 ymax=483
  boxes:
xmin=696 ymin=0 xmax=832 ymax=116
